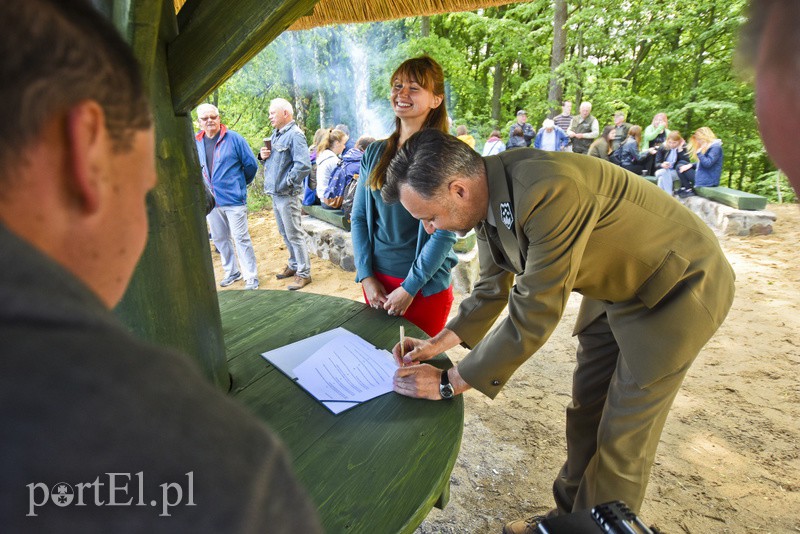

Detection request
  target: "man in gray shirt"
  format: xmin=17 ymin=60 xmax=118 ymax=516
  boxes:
xmin=260 ymin=98 xmax=313 ymax=290
xmin=0 ymin=1 xmax=321 ymax=531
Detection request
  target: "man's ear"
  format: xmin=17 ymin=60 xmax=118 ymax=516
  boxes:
xmin=65 ymin=101 xmax=107 ymax=214
xmin=448 ymin=178 xmax=470 ymax=200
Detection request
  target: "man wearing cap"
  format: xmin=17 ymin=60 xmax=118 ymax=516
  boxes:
xmin=507 ymin=110 xmax=535 ymax=148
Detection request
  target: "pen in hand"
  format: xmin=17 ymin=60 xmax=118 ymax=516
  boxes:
xmin=399 ymin=326 xmax=405 ymax=367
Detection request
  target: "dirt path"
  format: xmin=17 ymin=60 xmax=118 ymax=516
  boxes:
xmin=215 ymin=203 xmax=800 ymax=534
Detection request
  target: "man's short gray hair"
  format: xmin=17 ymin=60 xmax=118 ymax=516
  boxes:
xmin=197 ymin=103 xmax=219 ymax=117
xmin=270 ymin=98 xmax=294 ymax=116
xmin=383 ymin=129 xmax=483 ymax=204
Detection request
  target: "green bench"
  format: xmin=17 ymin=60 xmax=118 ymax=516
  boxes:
xmin=641 ymin=176 xmax=768 ymax=211
xmin=302 ymin=204 xmax=350 ymax=231
xmin=694 ymin=186 xmax=768 ymax=211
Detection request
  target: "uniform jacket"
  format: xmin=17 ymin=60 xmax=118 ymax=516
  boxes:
xmin=195 ymin=125 xmax=259 ymax=207
xmin=448 ymin=149 xmax=735 ymax=398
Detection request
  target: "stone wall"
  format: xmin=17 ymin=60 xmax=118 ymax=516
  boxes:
xmin=679 ymin=196 xmax=777 ymax=236
xmin=301 ymin=216 xmax=480 ymax=293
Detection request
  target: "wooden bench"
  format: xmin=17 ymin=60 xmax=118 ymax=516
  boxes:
xmin=302 ymin=204 xmax=350 ymax=231
xmin=694 ymin=186 xmax=768 ymax=211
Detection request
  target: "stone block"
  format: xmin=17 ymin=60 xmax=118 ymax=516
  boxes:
xmin=679 ymin=196 xmax=776 ymax=236
xmin=301 ymin=216 xmax=355 ymax=271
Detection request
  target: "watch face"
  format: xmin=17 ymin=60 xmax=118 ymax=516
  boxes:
xmin=440 ymin=383 xmax=455 ymax=399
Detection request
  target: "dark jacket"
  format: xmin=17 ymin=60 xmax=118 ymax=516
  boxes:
xmin=0 ymin=224 xmax=322 ymax=533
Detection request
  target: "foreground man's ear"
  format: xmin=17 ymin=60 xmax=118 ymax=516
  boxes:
xmin=65 ymin=100 xmax=108 ymax=215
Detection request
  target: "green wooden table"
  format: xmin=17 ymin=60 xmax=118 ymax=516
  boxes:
xmin=218 ymin=290 xmax=464 ymax=533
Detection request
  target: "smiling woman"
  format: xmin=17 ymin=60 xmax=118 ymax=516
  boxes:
xmin=350 ymin=56 xmax=458 ymax=337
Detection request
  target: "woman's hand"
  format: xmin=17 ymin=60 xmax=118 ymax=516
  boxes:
xmin=362 ymin=277 xmax=387 ymax=309
xmin=383 ymin=286 xmax=413 ymax=317
xmin=679 ymin=163 xmax=693 ymax=174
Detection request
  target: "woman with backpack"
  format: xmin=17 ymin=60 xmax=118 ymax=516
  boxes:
xmin=314 ymin=129 xmax=348 ymax=209
xmin=351 ymin=56 xmax=458 ymax=336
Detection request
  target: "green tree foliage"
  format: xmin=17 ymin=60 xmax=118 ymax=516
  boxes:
xmin=207 ymin=0 xmax=791 ymax=202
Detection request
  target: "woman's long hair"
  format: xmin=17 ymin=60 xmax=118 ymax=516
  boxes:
xmin=627 ymin=125 xmax=642 ymax=145
xmin=316 ymin=128 xmax=347 ymax=154
xmin=692 ymin=127 xmax=719 ymax=155
xmin=369 ymin=56 xmax=448 ymax=190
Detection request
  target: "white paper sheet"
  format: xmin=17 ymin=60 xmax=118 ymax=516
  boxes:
xmin=262 ymin=328 xmax=397 ymax=414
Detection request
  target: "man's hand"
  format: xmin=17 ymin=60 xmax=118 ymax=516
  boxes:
xmin=393 ymin=364 xmax=445 ymax=400
xmin=362 ymin=276 xmax=387 ymax=309
xmin=259 ymin=147 xmax=271 ymax=159
xmin=383 ymin=286 xmax=413 ymax=317
xmin=394 ymin=365 xmax=472 ymax=400
xmin=392 ymin=336 xmax=438 ymax=366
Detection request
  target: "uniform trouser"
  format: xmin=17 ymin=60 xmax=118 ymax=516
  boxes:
xmin=271 ymin=193 xmax=311 ymax=278
xmin=552 ymin=311 xmax=693 ymax=515
xmin=207 ymin=205 xmax=258 ymax=281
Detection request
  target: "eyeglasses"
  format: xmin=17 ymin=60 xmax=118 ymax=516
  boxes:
xmin=199 ymin=115 xmax=219 ymax=122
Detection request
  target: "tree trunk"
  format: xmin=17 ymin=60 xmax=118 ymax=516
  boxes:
xmin=547 ymin=0 xmax=568 ymax=114
xmin=421 ymin=16 xmax=430 ymax=37
xmin=288 ymin=32 xmax=305 ymax=127
xmin=491 ymin=60 xmax=503 ymax=125
xmin=312 ymin=35 xmax=326 ymax=126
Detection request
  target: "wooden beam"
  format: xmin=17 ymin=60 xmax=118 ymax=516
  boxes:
xmin=114 ymin=0 xmax=230 ymax=389
xmin=167 ymin=0 xmax=318 ymax=114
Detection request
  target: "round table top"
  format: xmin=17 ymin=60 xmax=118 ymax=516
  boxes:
xmin=218 ymin=289 xmax=464 ymax=534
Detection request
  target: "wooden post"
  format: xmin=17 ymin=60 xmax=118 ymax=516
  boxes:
xmin=110 ymin=0 xmax=230 ymax=389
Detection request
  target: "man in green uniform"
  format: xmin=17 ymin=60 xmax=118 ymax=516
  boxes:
xmin=382 ymin=129 xmax=735 ymax=533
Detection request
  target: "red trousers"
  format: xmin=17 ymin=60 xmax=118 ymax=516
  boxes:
xmin=363 ymin=272 xmax=454 ymax=337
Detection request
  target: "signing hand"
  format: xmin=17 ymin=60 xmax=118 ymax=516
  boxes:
xmin=391 ymin=336 xmax=437 ymax=367
xmin=383 ymin=286 xmax=413 ymax=317
xmin=362 ymin=277 xmax=387 ymax=309
xmin=394 ymin=363 xmax=445 ymax=400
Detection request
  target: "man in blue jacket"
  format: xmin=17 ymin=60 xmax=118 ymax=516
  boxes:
xmin=195 ymin=104 xmax=260 ymax=290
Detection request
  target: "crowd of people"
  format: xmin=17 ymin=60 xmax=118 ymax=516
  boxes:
xmin=462 ymin=102 xmax=725 ymax=200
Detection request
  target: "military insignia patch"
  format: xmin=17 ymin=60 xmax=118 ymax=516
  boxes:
xmin=500 ymin=202 xmax=513 ymax=229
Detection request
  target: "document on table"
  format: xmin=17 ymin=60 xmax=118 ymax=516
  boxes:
xmin=261 ymin=327 xmax=398 ymax=414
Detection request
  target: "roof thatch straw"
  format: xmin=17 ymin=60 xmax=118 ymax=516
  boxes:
xmin=173 ymin=0 xmax=526 ymax=31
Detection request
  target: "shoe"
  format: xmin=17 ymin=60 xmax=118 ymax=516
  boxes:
xmin=276 ymin=267 xmax=297 ymax=280
xmin=219 ymin=272 xmax=242 ymax=287
xmin=677 ymin=188 xmax=696 ymax=198
xmin=287 ymin=276 xmax=312 ymax=291
xmin=502 ymin=509 xmax=558 ymax=534
xmin=244 ymin=278 xmax=259 ymax=290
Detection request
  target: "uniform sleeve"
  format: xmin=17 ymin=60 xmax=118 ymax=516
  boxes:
xmin=446 ymin=229 xmax=515 ymax=347
xmin=456 ymin=176 xmax=599 ymax=398
xmin=400 ymin=227 xmax=456 ymax=296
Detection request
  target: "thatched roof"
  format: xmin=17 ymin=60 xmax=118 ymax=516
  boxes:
xmin=173 ymin=0 xmax=526 ymax=31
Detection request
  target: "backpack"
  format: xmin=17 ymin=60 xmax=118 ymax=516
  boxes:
xmin=341 ymin=173 xmax=359 ymax=223
xmin=302 ymin=153 xmax=319 ymax=206
xmin=321 ymin=160 xmax=350 ymax=208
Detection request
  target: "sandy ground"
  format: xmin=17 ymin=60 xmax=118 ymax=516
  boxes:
xmin=213 ymin=203 xmax=800 ymax=534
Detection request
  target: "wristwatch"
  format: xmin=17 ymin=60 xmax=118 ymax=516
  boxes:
xmin=439 ymin=369 xmax=455 ymax=399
